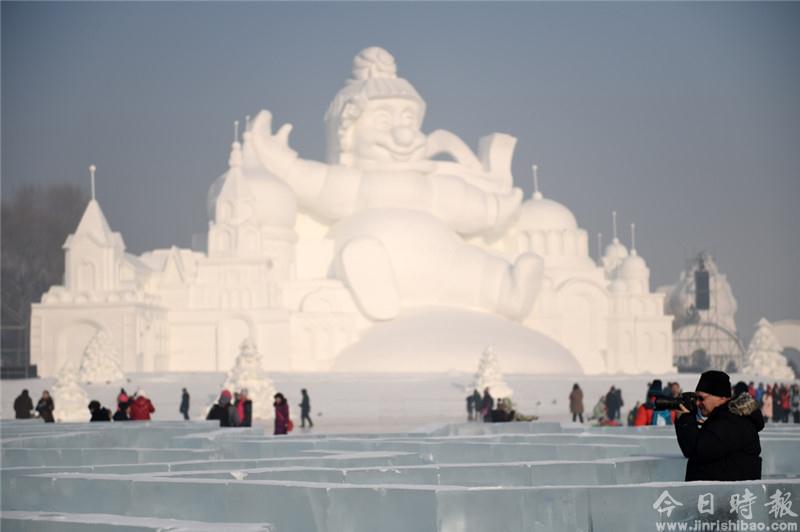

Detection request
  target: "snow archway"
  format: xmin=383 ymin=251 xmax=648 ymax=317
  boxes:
xmin=55 ymin=320 xmax=103 ymax=371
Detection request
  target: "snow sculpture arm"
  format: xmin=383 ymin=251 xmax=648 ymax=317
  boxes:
xmin=427 ymin=130 xmax=516 ymax=193
xmin=426 ymin=129 xmax=522 ymax=232
xmin=251 ymin=110 xmax=363 ymax=221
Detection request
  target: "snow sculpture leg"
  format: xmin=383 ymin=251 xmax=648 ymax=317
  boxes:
xmin=500 ymin=253 xmax=544 ymax=319
xmin=332 ymin=210 xmax=543 ymax=321
xmin=444 ymin=246 xmax=543 ymax=320
xmin=430 ymin=174 xmax=523 ymax=234
xmin=336 ymin=236 xmax=400 ymax=321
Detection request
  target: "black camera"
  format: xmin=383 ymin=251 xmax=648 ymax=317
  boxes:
xmin=653 ymin=392 xmax=697 ymax=412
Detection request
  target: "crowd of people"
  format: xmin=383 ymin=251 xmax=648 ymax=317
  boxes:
xmin=465 ymin=387 xmax=537 ymax=423
xmin=567 ymin=378 xmax=800 ymax=427
xmin=12 ymin=384 xmax=316 ymax=435
xmin=568 ymin=383 xmax=626 ymax=426
xmin=13 ymin=389 xmax=55 ymax=422
xmin=205 ymin=388 xmax=313 ymax=435
xmin=751 ymin=381 xmax=800 ymax=423
xmin=12 ymin=387 xmax=159 ymax=423
xmin=206 ymin=389 xmax=252 ymax=427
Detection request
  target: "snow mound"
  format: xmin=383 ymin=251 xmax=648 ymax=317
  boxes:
xmin=333 ymin=307 xmax=582 ymax=373
xmin=79 ymin=330 xmax=125 ymax=384
xmin=222 ymin=338 xmax=277 ymax=420
xmin=743 ymin=318 xmax=795 ymax=379
xmin=51 ymin=365 xmax=90 ymax=422
xmin=472 ymin=345 xmax=513 ymax=397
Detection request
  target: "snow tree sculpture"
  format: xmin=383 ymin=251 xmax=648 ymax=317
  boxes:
xmin=742 ymin=318 xmax=795 ymax=380
xmin=472 ymin=345 xmax=513 ymax=398
xmin=221 ymin=338 xmax=277 ymax=421
xmin=52 ymin=364 xmax=90 ymax=422
xmin=79 ymin=330 xmax=125 ymax=384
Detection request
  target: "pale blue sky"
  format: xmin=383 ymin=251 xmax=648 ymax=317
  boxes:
xmin=2 ymin=2 xmax=798 ymax=340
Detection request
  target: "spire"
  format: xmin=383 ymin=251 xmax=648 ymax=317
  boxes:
xmin=66 ymin=189 xmax=122 ymax=250
xmin=532 ymin=164 xmax=542 ymax=199
xmin=612 ymin=211 xmax=619 ymax=243
xmin=597 ymin=232 xmax=603 ymax=262
xmin=89 ymin=164 xmax=96 ymax=201
xmin=228 ymin=120 xmax=243 ymax=169
xmin=630 ymin=223 xmax=637 ymax=256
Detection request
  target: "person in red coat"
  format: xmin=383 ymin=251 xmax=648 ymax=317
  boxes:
xmin=129 ymin=390 xmax=155 ymax=421
xmin=273 ymin=392 xmax=290 ymax=435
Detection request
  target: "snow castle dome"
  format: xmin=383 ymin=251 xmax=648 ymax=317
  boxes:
xmin=244 ymin=171 xmax=297 ymax=228
xmin=207 ymin=136 xmax=297 ymax=229
xmin=517 ymin=191 xmax=578 ymax=232
xmin=616 ymin=252 xmax=648 ymax=280
xmin=603 ymin=239 xmax=629 ymax=266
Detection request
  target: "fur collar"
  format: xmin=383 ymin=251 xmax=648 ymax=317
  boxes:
xmin=728 ymin=392 xmax=759 ymax=416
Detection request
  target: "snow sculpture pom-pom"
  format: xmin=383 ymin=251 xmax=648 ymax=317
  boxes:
xmin=52 ymin=364 xmax=90 ymax=422
xmin=742 ymin=318 xmax=795 ymax=380
xmin=472 ymin=345 xmax=513 ymax=399
xmin=222 ymin=338 xmax=277 ymax=421
xmin=79 ymin=330 xmax=125 ymax=384
xmin=352 ymin=46 xmax=397 ymax=81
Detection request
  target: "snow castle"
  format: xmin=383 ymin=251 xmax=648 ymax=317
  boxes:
xmin=31 ymin=47 xmax=674 ymax=377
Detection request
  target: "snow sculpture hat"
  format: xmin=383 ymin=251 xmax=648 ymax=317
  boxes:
xmin=695 ymin=370 xmax=731 ymax=398
xmin=324 ymin=46 xmax=425 ymax=163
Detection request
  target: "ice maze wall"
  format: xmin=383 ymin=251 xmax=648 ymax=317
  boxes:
xmin=1 ymin=421 xmax=799 ymax=531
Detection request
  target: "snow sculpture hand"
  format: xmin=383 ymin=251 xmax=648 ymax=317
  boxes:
xmin=251 ymin=110 xmax=299 ymax=179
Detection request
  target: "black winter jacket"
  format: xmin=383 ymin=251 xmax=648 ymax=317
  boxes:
xmin=675 ymin=393 xmax=764 ymax=481
xmin=14 ymin=393 xmax=33 ymax=419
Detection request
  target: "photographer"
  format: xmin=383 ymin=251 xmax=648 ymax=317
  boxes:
xmin=675 ymin=370 xmax=764 ymax=481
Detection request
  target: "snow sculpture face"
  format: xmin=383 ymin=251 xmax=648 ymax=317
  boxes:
xmin=347 ymin=98 xmax=426 ymax=164
xmin=324 ymin=46 xmax=426 ymax=165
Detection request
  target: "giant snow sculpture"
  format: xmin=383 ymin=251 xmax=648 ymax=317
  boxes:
xmin=31 ymin=47 xmax=674 ymax=376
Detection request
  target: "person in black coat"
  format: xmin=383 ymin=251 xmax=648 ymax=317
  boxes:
xmin=14 ymin=389 xmax=34 ymax=419
xmin=299 ymin=388 xmax=313 ymax=428
xmin=676 ymin=370 xmax=764 ymax=482
xmin=179 ymin=388 xmax=190 ymax=420
xmin=481 ymin=388 xmax=494 ymax=422
xmin=605 ymin=386 xmax=620 ymax=421
xmin=88 ymin=400 xmax=112 ymax=422
xmin=207 ymin=390 xmax=234 ymax=427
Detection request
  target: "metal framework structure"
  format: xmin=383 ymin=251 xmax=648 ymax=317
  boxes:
xmin=674 ymin=321 xmax=745 ymax=372
xmin=673 ymin=253 xmax=744 ymax=372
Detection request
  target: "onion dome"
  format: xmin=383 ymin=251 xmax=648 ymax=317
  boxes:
xmin=602 ymin=210 xmax=629 ymax=274
xmin=603 ymin=238 xmax=629 ymax=263
xmin=517 ymin=166 xmax=577 ymax=232
xmin=208 ymin=127 xmax=297 ymax=229
xmin=518 ymin=192 xmax=578 ymax=232
xmin=617 ymin=251 xmax=649 ymax=280
xmin=616 ymin=223 xmax=648 ymax=280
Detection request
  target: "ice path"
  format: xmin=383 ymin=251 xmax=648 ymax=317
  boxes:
xmin=1 ymin=420 xmax=798 ymax=531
